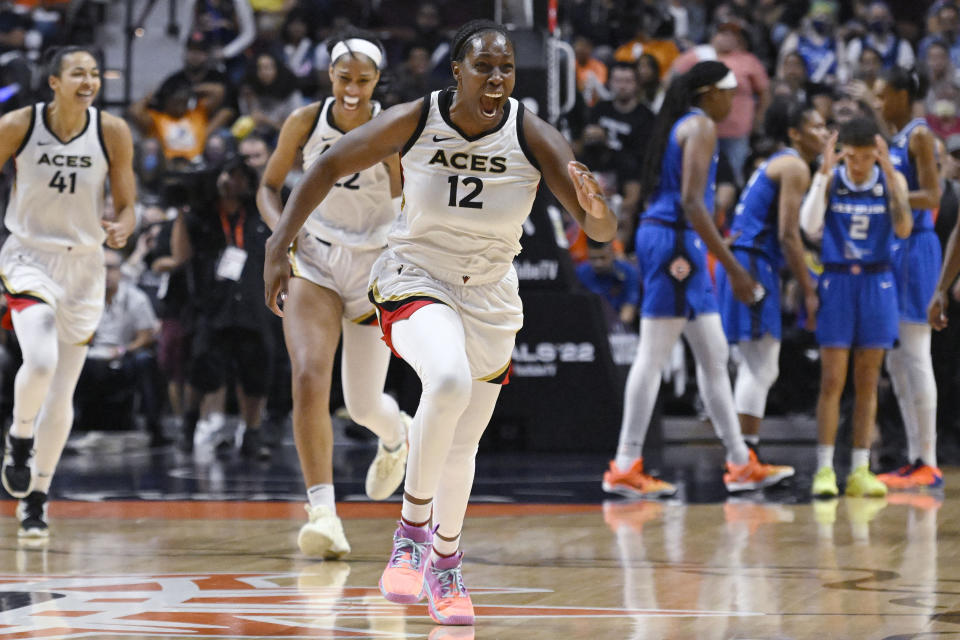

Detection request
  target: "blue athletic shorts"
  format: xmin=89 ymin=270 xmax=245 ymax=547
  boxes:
xmin=891 ymin=229 xmax=941 ymax=324
xmin=636 ymin=223 xmax=718 ymax=318
xmin=815 ymin=265 xmax=899 ymax=349
xmin=716 ymin=248 xmax=781 ymax=342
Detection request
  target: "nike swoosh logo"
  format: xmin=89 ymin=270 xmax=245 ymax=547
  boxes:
xmin=37 ymin=141 xmax=54 ymax=146
xmin=433 ymin=135 xmax=455 ymax=142
xmin=321 ymin=136 xmax=336 ymax=141
xmin=881 ymin=282 xmax=893 ymax=289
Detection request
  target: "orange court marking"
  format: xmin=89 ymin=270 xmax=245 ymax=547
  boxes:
xmin=0 ymin=500 xmax=600 ymax=520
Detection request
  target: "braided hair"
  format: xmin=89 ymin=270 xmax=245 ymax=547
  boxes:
xmin=639 ymin=60 xmax=730 ymax=201
xmin=883 ymin=66 xmax=929 ymax=102
xmin=450 ymin=19 xmax=511 ymax=63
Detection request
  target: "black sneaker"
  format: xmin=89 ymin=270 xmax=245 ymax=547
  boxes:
xmin=240 ymin=428 xmax=271 ymax=461
xmin=17 ymin=491 xmax=48 ymax=540
xmin=2 ymin=434 xmax=35 ymax=498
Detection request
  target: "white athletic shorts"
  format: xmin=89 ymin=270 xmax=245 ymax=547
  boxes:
xmin=288 ymin=230 xmax=382 ymax=324
xmin=368 ymin=249 xmax=523 ymax=383
xmin=0 ymin=235 xmax=105 ymax=345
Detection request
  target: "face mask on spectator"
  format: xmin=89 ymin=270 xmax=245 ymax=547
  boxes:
xmin=812 ymin=19 xmax=831 ymax=36
xmin=868 ymin=20 xmax=889 ymax=36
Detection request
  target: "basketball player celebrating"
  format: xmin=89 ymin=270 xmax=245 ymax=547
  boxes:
xmin=873 ymin=68 xmax=944 ymax=490
xmin=0 ymin=46 xmax=137 ymax=538
xmin=603 ymin=61 xmax=795 ymax=500
xmin=257 ymin=31 xmax=409 ymax=559
xmin=800 ymin=118 xmax=912 ymax=498
xmin=265 ymin=20 xmax=616 ymax=626
xmin=715 ymin=99 xmax=826 ymax=462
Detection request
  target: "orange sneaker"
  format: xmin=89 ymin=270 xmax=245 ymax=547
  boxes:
xmin=379 ymin=522 xmax=433 ymax=604
xmin=904 ymin=463 xmax=944 ymax=490
xmin=879 ymin=460 xmax=944 ymax=491
xmin=424 ymin=552 xmax=474 ymax=625
xmin=601 ymin=459 xmax=676 ymax=498
xmin=723 ymin=449 xmax=795 ymax=492
xmin=877 ymin=463 xmax=916 ymax=490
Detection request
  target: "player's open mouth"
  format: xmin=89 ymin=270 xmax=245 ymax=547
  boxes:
xmin=480 ymin=92 xmax=503 ymax=118
xmin=343 ymin=95 xmax=360 ymax=110
xmin=77 ymin=91 xmax=93 ymax=98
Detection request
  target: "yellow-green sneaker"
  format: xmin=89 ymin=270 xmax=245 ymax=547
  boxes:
xmin=844 ymin=465 xmax=888 ymax=498
xmin=812 ymin=466 xmax=839 ymax=498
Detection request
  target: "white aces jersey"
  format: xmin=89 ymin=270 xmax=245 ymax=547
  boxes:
xmin=392 ymin=89 xmax=542 ymax=285
xmin=5 ymin=103 xmax=110 ymax=250
xmin=301 ymin=97 xmax=395 ymax=249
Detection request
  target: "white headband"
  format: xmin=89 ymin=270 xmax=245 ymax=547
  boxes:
xmin=715 ymin=70 xmax=737 ymax=90
xmin=330 ymin=39 xmax=383 ymax=69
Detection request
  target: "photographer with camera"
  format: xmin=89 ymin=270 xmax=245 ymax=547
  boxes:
xmin=170 ymin=156 xmax=273 ymax=458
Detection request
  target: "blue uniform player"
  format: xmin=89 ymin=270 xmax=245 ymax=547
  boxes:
xmin=875 ymin=67 xmax=943 ymax=490
xmin=716 ymin=99 xmax=826 ymax=457
xmin=604 ymin=60 xmax=794 ymax=500
xmin=800 ymin=117 xmax=912 ymax=499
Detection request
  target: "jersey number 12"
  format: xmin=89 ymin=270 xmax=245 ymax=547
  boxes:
xmin=49 ymin=170 xmax=77 ymax=194
xmin=447 ymin=176 xmax=483 ymax=209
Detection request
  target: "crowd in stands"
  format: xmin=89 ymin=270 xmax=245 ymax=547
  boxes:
xmin=0 ymin=0 xmax=958 ymax=465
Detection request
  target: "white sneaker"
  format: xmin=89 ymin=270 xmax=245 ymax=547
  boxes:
xmin=365 ymin=412 xmax=410 ymax=500
xmin=298 ymin=505 xmax=351 ymax=559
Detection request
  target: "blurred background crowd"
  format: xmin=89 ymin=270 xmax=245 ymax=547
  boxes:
xmin=0 ymin=0 xmax=956 ymax=468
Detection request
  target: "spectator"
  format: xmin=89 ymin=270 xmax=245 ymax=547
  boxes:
xmin=404 ymin=2 xmax=451 ymax=87
xmin=574 ymin=35 xmax=608 ymax=108
xmin=778 ymin=1 xmax=844 ymax=85
xmin=0 ymin=2 xmax=35 ymax=111
xmin=582 ymin=62 xmax=654 ymax=172
xmin=637 ymin=53 xmax=664 ymax=113
xmin=919 ymin=2 xmax=960 ymax=70
xmin=75 ymin=249 xmax=164 ymax=444
xmin=386 ymin=44 xmax=434 ymax=105
xmin=239 ymin=51 xmax=302 ymax=138
xmin=172 ymin=157 xmax=273 ymax=459
xmin=185 ymin=0 xmax=255 ymax=84
xmin=156 ymin=35 xmax=237 ymax=131
xmin=279 ymin=8 xmax=321 ymax=95
xmin=613 ymin=4 xmax=679 ymax=79
xmin=238 ymin=133 xmax=270 ymax=178
xmin=776 ymin=51 xmax=811 ymax=104
xmin=923 ymin=39 xmax=960 ymax=112
xmin=672 ymin=19 xmax=770 ymax=185
xmin=577 ymin=239 xmax=639 ymax=328
xmin=127 ymin=75 xmax=226 ymax=164
xmin=844 ymin=1 xmax=915 ymax=82
xmin=852 ymin=45 xmax=884 ymax=88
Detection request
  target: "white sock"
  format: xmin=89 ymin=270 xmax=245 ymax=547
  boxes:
xmin=33 ymin=472 xmax=52 ymax=494
xmin=851 ymin=448 xmax=870 ymax=471
xmin=743 ymin=434 xmax=760 ymax=446
xmin=401 ymin=496 xmax=432 ymax=526
xmin=307 ymin=484 xmax=336 ymax=513
xmin=817 ymin=444 xmax=835 ymax=470
xmin=433 ymin=533 xmax=460 ymax=557
xmin=615 ymin=453 xmax=640 ymax=471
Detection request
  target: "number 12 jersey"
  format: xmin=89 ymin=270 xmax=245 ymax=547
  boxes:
xmin=392 ymin=89 xmax=542 ymax=285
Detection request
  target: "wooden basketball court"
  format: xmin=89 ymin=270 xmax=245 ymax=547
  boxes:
xmin=0 ymin=472 xmax=955 ymax=640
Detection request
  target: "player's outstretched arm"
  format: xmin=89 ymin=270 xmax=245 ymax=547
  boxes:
xmin=263 ymin=98 xmax=423 ymax=316
xmin=101 ymin=113 xmax=137 ymax=249
xmin=520 ymin=108 xmax=616 ymax=242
